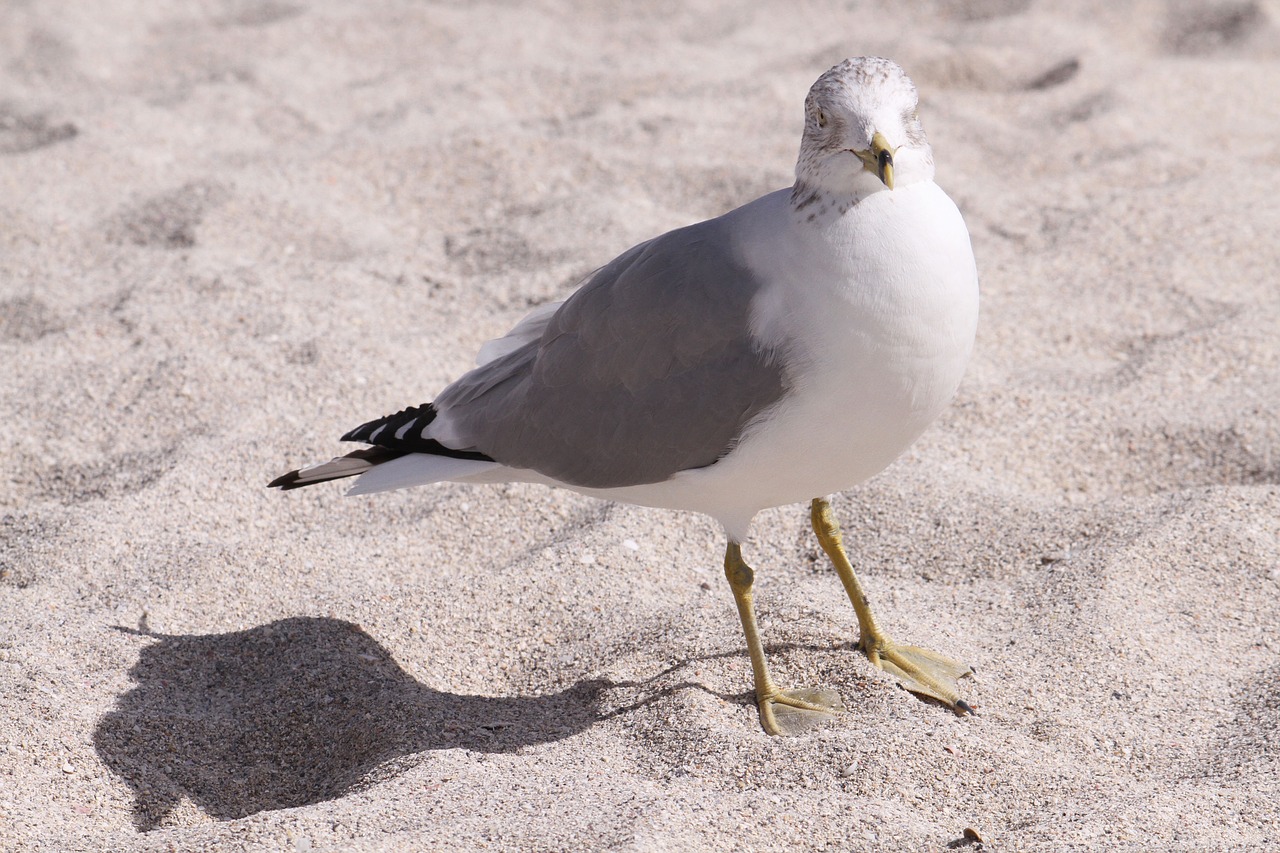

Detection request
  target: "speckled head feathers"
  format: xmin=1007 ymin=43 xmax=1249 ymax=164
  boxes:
xmin=794 ymin=57 xmax=934 ymax=205
xmin=805 ymin=57 xmax=917 ymax=120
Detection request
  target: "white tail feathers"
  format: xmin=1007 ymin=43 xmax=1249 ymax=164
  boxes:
xmin=346 ymin=455 xmax=502 ymax=496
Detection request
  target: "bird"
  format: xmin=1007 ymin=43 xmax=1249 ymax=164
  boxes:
xmin=270 ymin=57 xmax=980 ymax=735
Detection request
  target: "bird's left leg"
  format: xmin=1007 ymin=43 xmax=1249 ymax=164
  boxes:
xmin=723 ymin=542 xmax=844 ymax=735
xmin=810 ymin=498 xmax=974 ymax=714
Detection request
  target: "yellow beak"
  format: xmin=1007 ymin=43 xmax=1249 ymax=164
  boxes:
xmin=855 ymin=131 xmax=895 ymax=190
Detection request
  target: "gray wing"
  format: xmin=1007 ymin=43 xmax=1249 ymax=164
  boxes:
xmin=434 ymin=215 xmax=787 ymax=489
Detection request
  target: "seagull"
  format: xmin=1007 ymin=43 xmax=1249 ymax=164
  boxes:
xmin=271 ymin=57 xmax=980 ymax=735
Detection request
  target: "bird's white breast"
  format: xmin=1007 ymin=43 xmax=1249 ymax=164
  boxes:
xmin=743 ymin=181 xmax=977 ymax=494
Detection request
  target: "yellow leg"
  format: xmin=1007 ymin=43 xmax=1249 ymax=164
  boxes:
xmin=723 ymin=542 xmax=844 ymax=734
xmin=810 ymin=498 xmax=974 ymax=714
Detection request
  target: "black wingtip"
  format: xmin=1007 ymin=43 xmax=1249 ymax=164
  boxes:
xmin=339 ymin=402 xmax=496 ymax=463
xmin=268 ymin=469 xmax=308 ymax=490
xmin=341 ymin=403 xmax=439 ymax=444
xmin=273 ymin=403 xmax=493 ymax=493
xmin=268 ymin=446 xmax=414 ymax=492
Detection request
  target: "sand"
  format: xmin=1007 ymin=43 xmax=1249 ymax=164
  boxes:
xmin=2 ymin=1 xmax=1278 ymax=850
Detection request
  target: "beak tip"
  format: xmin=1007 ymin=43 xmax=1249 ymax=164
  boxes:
xmin=878 ymin=157 xmax=894 ymax=190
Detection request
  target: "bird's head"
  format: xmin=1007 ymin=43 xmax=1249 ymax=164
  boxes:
xmin=794 ymin=57 xmax=935 ymax=204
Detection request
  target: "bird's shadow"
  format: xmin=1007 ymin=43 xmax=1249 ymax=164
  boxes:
xmin=93 ymin=616 xmax=614 ymax=831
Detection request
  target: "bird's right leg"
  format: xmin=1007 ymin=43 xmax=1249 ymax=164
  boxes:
xmin=810 ymin=498 xmax=974 ymax=714
xmin=723 ymin=542 xmax=844 ymax=735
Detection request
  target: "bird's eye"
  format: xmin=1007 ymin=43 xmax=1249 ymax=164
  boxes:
xmin=816 ymin=109 xmax=828 ymax=128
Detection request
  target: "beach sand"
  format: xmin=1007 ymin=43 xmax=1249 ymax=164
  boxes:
xmin=2 ymin=1 xmax=1278 ymax=849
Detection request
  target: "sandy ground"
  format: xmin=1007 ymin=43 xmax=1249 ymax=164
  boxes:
xmin=3 ymin=1 xmax=1279 ymax=850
